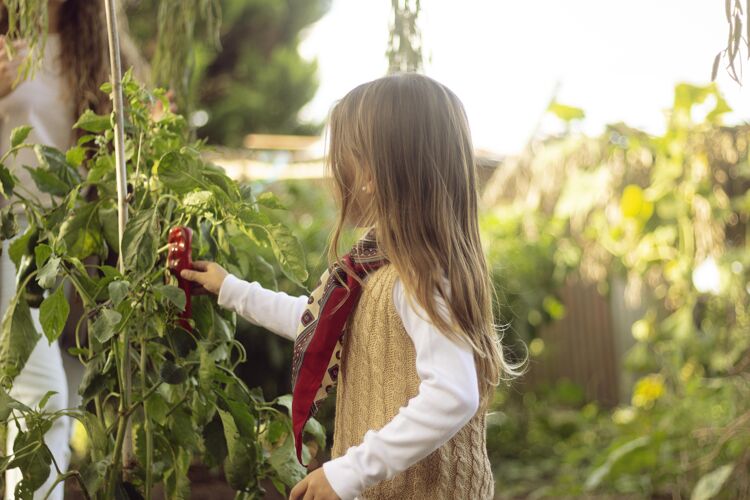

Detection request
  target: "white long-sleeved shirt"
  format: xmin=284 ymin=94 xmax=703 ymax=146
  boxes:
xmin=218 ymin=274 xmax=479 ymax=500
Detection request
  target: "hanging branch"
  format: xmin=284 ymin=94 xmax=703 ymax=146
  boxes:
xmin=1 ymin=0 xmax=48 ymax=80
xmin=713 ymin=0 xmax=748 ymax=83
xmin=387 ymin=0 xmax=423 ymax=74
xmin=151 ymin=0 xmax=221 ymax=112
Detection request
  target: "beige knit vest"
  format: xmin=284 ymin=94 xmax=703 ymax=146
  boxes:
xmin=331 ymin=265 xmax=494 ymax=500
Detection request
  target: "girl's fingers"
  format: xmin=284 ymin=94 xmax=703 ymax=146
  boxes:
xmin=289 ymin=479 xmax=307 ymax=500
xmin=191 ymin=260 xmax=210 ymax=271
xmin=180 ymin=269 xmax=204 ymax=283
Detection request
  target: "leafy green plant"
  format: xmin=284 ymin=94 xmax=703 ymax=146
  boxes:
xmin=484 ymin=83 xmax=750 ymax=498
xmin=0 ymin=73 xmax=322 ymax=499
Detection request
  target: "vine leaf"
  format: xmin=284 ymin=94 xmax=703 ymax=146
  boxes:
xmin=269 ymin=434 xmax=307 ymax=487
xmin=108 ymin=280 xmax=130 ymax=307
xmin=154 ymin=284 xmax=186 ymax=312
xmin=218 ymin=408 xmax=258 ymax=491
xmin=156 ymin=151 xmax=205 ymax=194
xmin=33 ymin=144 xmax=81 ymax=189
xmin=39 ymin=286 xmax=69 ymax=343
xmin=262 ymin=223 xmax=308 ymax=286
xmin=121 ymin=208 xmax=158 ymax=273
xmin=584 ymin=436 xmax=651 ymax=491
xmin=73 ymin=109 xmax=111 ymax=133
xmin=0 ymin=292 xmax=41 ymax=383
xmin=8 ymin=424 xmax=53 ymax=495
xmin=58 ymin=204 xmax=105 ymax=260
xmin=0 ymin=206 xmax=19 ymax=240
xmin=91 ymin=309 xmax=123 ymax=344
xmin=36 ymin=255 xmax=61 ymax=289
xmin=711 ymin=52 xmax=722 ymax=81
xmin=0 ymin=163 xmax=15 ymax=198
xmin=10 ymin=125 xmax=32 ymax=148
xmin=691 ymin=464 xmax=734 ymax=500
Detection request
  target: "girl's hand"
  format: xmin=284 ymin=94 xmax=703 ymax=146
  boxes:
xmin=180 ymin=260 xmax=228 ymax=296
xmin=289 ymin=468 xmax=340 ymax=500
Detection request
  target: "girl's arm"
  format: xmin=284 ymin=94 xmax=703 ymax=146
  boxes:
xmin=321 ymin=278 xmax=480 ymax=500
xmin=181 ymin=261 xmax=308 ymax=341
xmin=217 ymin=274 xmax=308 ymax=341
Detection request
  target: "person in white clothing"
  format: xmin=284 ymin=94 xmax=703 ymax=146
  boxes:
xmin=1 ymin=2 xmax=114 ymax=498
xmin=181 ymin=74 xmax=521 ymax=500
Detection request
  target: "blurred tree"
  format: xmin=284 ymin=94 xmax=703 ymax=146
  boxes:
xmin=125 ymin=0 xmax=331 ymax=146
xmin=387 ymin=0 xmax=422 ymax=74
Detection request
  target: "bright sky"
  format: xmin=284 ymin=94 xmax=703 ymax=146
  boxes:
xmin=299 ymin=0 xmax=750 ymax=155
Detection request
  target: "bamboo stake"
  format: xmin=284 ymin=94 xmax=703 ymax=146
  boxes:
xmin=103 ymin=0 xmax=134 ymax=485
xmin=103 ymin=0 xmax=128 ymax=267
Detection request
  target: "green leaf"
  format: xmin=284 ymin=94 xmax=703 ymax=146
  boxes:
xmin=34 ymin=144 xmax=82 ymax=188
xmin=87 ymin=154 xmax=114 ymax=184
xmin=108 ymin=280 xmax=129 ymax=306
xmin=203 ymin=415 xmax=228 ymax=466
xmin=0 ymin=386 xmax=13 ymax=421
xmin=145 ymin=392 xmax=169 ymax=426
xmin=58 ymin=204 xmax=104 ymax=260
xmin=691 ymin=464 xmax=734 ymax=500
xmin=269 ymin=434 xmax=307 ymax=487
xmin=73 ymin=109 xmax=111 ymax=133
xmin=548 ymin=101 xmax=586 ymax=122
xmin=9 ymin=426 xmax=52 ymax=495
xmin=24 ymin=165 xmax=71 ymax=197
xmin=79 ymin=354 xmax=107 ymax=401
xmin=160 ymin=359 xmax=188 ymax=385
xmin=34 ymin=244 xmax=52 ymax=269
xmin=256 ymin=191 xmax=286 ymax=210
xmin=276 ymin=394 xmax=293 ymax=416
xmin=36 ymin=255 xmax=60 ymax=289
xmin=0 ymin=163 xmax=16 ymax=198
xmin=182 ymin=190 xmax=213 ymax=211
xmin=97 ymin=202 xmax=120 ymax=251
xmin=263 ymin=224 xmax=308 ymax=285
xmin=65 ymin=146 xmax=86 ymax=167
xmin=39 ymin=286 xmax=69 ymax=343
xmin=0 ymin=206 xmax=19 ymax=240
xmin=10 ymin=125 xmax=32 ymax=148
xmin=584 ymin=436 xmax=651 ymax=491
xmin=37 ymin=390 xmax=57 ymax=410
xmin=0 ymin=291 xmax=41 ymax=383
xmin=304 ymin=417 xmax=326 ymax=450
xmin=219 ymin=409 xmax=257 ymax=490
xmin=156 ymin=151 xmax=205 ymax=194
xmin=9 ymin=225 xmax=37 ymax=269
xmin=91 ymin=309 xmax=122 ymax=343
xmin=154 ymin=284 xmax=187 ymax=312
xmin=121 ymin=208 xmax=158 ymax=273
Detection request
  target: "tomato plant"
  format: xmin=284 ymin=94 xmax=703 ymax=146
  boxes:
xmin=0 ymin=72 xmax=321 ymax=499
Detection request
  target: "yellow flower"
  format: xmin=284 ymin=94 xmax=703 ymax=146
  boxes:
xmin=631 ymin=374 xmax=665 ymax=409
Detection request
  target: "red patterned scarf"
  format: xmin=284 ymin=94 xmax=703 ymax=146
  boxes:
xmin=291 ymin=230 xmax=387 ymax=463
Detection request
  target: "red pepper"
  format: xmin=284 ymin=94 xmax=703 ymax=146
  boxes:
xmin=167 ymin=226 xmax=193 ymax=331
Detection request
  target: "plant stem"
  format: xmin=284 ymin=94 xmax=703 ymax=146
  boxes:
xmin=140 ymin=339 xmax=154 ymax=499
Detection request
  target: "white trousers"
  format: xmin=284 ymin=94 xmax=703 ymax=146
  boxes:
xmin=2 ymin=236 xmax=69 ymax=500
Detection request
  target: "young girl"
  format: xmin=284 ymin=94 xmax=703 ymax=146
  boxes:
xmin=182 ymin=73 xmax=517 ymax=500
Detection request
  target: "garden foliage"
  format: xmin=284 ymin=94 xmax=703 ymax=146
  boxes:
xmin=483 ymin=83 xmax=750 ymax=498
xmin=0 ymin=73 xmax=322 ymax=499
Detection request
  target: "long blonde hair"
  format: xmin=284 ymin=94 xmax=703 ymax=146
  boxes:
xmin=327 ymin=73 xmax=521 ymax=399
